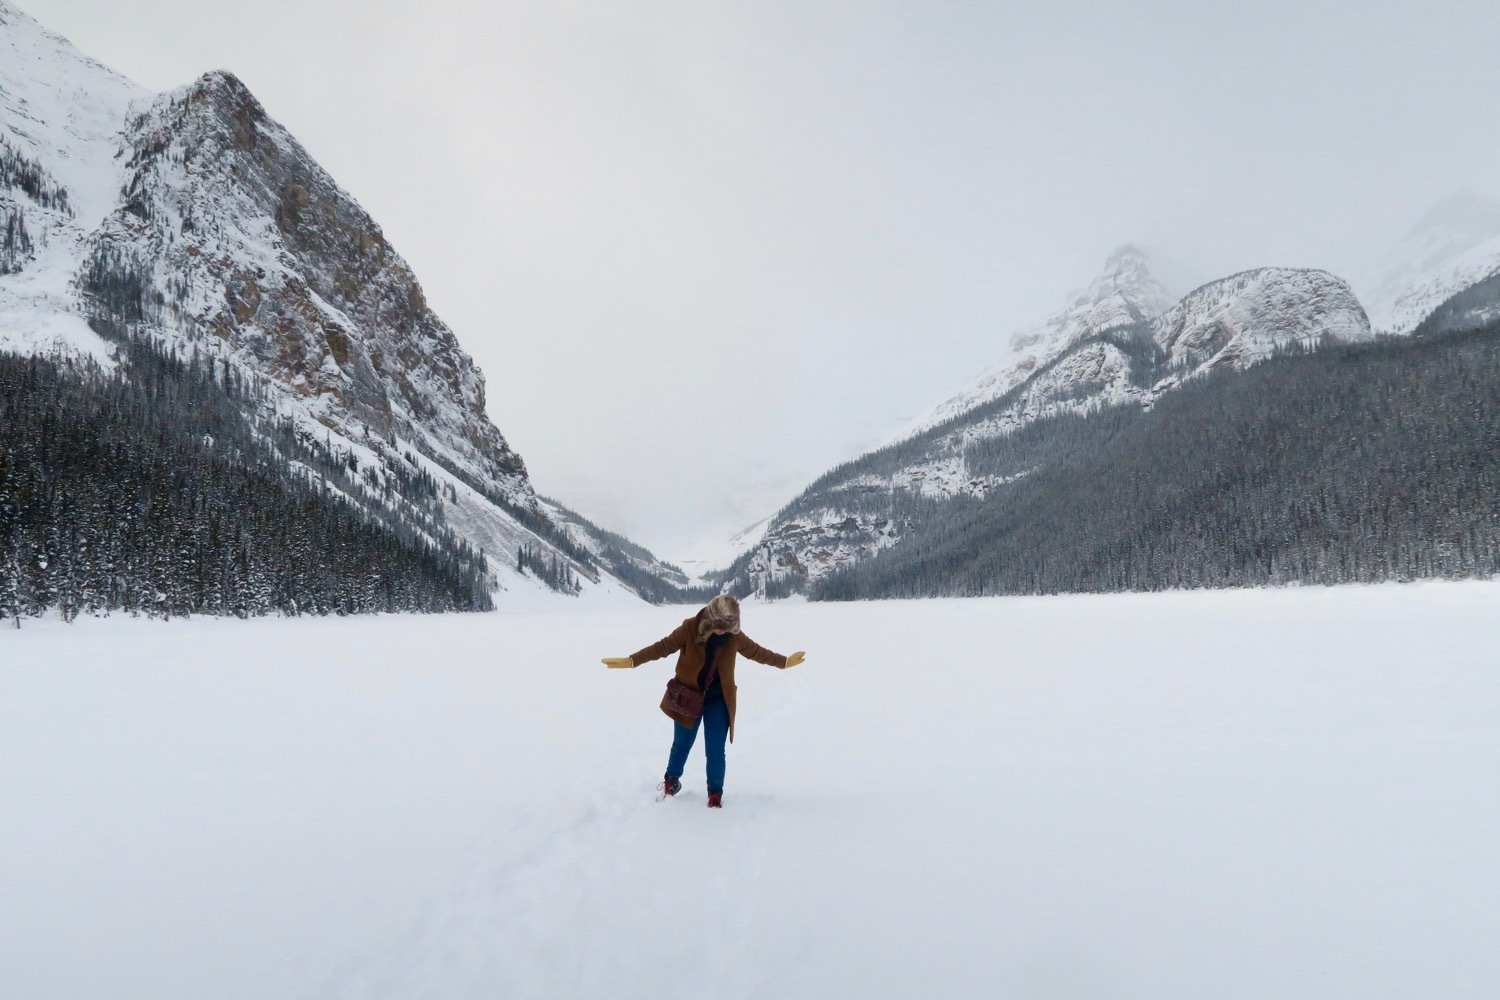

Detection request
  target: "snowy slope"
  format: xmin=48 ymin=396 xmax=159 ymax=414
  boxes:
xmin=536 ymin=495 xmax=711 ymax=602
xmin=0 ymin=0 xmax=146 ymax=363
xmin=3 ymin=583 xmax=1499 ymax=1000
xmin=1364 ymin=192 xmax=1500 ymax=335
xmin=0 ymin=0 xmax=145 ymax=224
xmin=0 ymin=2 xmax=688 ymax=605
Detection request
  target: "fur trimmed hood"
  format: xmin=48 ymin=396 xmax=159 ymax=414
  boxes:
xmin=696 ymin=594 xmax=741 ymax=642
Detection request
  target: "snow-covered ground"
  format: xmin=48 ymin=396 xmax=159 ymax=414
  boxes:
xmin=3 ymin=583 xmax=1499 ymax=1000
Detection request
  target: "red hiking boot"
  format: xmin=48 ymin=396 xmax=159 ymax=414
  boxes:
xmin=658 ymin=773 xmax=681 ymax=799
xmin=707 ymin=791 xmax=723 ymax=808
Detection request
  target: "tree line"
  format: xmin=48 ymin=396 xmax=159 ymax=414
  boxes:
xmin=2 ymin=206 xmax=33 ymax=275
xmin=0 ymin=136 xmax=72 ymax=216
xmin=516 ymin=543 xmax=580 ymax=594
xmin=0 ymin=335 xmax=494 ymax=624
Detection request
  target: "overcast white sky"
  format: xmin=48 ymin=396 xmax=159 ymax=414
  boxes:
xmin=20 ymin=0 xmax=1500 ymax=563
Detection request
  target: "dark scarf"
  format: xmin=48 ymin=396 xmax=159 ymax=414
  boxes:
xmin=697 ymin=633 xmax=729 ymax=704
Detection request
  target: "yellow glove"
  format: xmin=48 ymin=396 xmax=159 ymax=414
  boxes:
xmin=602 ymin=657 xmax=635 ymax=669
xmin=784 ymin=651 xmax=806 ymax=669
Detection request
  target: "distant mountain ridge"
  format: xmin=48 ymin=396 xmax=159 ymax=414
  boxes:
xmin=815 ymin=319 xmax=1500 ymax=599
xmin=708 ymin=188 xmax=1500 ymax=595
xmin=713 ymin=250 xmax=1381 ymax=597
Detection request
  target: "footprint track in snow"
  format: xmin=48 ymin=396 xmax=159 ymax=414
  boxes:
xmin=324 ymin=709 xmax=809 ymax=1000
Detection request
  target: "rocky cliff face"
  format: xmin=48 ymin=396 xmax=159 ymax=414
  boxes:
xmin=1157 ymin=267 xmax=1372 ymax=371
xmin=90 ymin=71 xmax=530 ymax=500
xmin=719 ymin=256 xmax=1373 ymax=598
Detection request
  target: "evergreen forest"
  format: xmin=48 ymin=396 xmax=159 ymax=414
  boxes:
xmin=0 ymin=333 xmax=494 ymax=623
xmin=813 ymin=321 xmax=1500 ymax=599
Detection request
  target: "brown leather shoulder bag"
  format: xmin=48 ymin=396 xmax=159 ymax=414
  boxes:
xmin=660 ymin=652 xmax=719 ymax=727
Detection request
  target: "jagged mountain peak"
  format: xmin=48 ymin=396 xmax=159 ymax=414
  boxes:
xmin=190 ymin=67 xmax=255 ymax=97
xmin=145 ymin=69 xmax=300 ymax=157
xmin=160 ymin=69 xmax=280 ymax=140
xmin=895 ymin=245 xmax=1172 ymax=440
xmin=1010 ymin=243 xmax=1172 ymax=353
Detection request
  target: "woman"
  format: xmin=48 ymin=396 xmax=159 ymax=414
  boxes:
xmin=603 ymin=594 xmax=806 ymax=808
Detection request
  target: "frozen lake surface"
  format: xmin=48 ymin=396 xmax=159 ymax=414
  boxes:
xmin=4 ymin=582 xmax=1499 ymax=999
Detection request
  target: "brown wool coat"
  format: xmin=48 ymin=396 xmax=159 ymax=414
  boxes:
xmin=629 ymin=609 xmax=789 ymax=742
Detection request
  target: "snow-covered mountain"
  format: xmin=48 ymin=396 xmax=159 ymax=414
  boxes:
xmin=0 ymin=0 xmax=688 ymax=606
xmin=789 ymin=206 xmax=1500 ymax=599
xmin=1363 ymin=192 xmax=1500 ymax=335
xmin=715 ymin=252 xmax=1373 ymax=597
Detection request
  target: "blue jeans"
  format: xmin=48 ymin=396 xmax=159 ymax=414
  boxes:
xmin=666 ymin=698 xmax=729 ymax=793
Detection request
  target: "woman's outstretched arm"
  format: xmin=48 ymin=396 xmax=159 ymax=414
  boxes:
xmin=735 ymin=633 xmax=806 ymax=669
xmin=601 ymin=622 xmax=691 ymax=668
